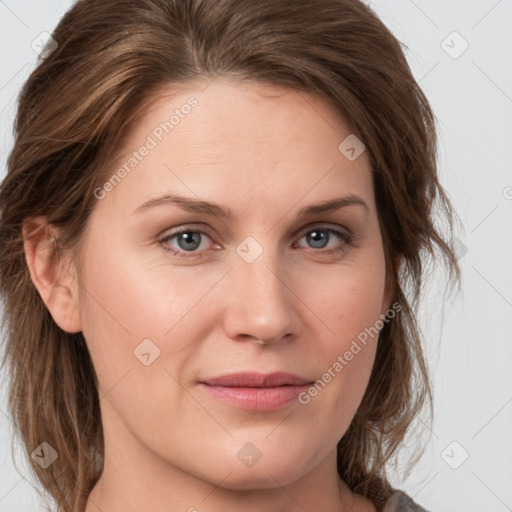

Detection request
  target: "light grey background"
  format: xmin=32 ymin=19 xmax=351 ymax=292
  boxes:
xmin=0 ymin=1 xmax=511 ymax=511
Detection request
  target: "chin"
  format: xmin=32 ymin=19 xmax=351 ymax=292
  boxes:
xmin=193 ymin=450 xmax=310 ymax=491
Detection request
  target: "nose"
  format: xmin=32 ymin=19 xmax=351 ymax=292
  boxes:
xmin=221 ymin=249 xmax=299 ymax=346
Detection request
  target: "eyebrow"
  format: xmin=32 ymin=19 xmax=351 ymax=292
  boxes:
xmin=132 ymin=193 xmax=369 ymax=219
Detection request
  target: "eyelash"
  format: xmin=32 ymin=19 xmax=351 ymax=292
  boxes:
xmin=158 ymin=225 xmax=356 ymax=260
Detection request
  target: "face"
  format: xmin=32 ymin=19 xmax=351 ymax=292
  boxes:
xmin=69 ymin=79 xmax=392 ymax=490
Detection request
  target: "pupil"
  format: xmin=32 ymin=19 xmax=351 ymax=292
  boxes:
xmin=308 ymin=230 xmax=328 ymax=248
xmin=178 ymin=232 xmax=200 ymax=251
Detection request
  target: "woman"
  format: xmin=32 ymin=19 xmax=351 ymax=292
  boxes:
xmin=0 ymin=0 xmax=461 ymax=511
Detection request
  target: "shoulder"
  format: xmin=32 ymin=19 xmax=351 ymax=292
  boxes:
xmin=382 ymin=490 xmax=430 ymax=512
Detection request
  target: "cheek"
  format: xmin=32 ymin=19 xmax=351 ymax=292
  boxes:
xmin=295 ymin=249 xmax=387 ymax=417
xmin=312 ymin=286 xmax=381 ymax=385
xmin=77 ymin=256 xmax=196 ymax=441
xmin=77 ymin=241 xmax=222 ymax=392
xmin=306 ymin=248 xmax=387 ymax=346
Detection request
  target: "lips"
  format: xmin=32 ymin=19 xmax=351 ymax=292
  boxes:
xmin=199 ymin=371 xmax=312 ymax=387
xmin=198 ymin=372 xmax=314 ymax=411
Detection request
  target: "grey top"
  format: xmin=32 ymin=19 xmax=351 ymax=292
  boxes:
xmin=382 ymin=490 xmax=429 ymax=512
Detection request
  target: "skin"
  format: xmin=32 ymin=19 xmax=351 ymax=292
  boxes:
xmin=24 ymin=78 xmax=393 ymax=512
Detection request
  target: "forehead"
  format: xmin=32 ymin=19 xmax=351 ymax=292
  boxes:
xmin=98 ymin=78 xmax=375 ymax=219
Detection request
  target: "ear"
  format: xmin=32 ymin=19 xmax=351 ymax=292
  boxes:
xmin=23 ymin=216 xmax=82 ymax=333
xmin=380 ymin=254 xmax=400 ymax=317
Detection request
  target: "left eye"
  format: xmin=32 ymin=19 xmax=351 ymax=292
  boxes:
xmin=295 ymin=228 xmax=353 ymax=251
xmin=159 ymin=226 xmax=354 ymax=259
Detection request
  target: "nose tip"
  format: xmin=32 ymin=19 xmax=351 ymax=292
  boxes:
xmin=221 ymin=254 xmax=298 ymax=346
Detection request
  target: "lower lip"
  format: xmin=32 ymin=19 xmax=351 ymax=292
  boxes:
xmin=199 ymin=383 xmax=311 ymax=411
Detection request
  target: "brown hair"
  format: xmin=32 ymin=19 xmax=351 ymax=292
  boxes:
xmin=0 ymin=0 xmax=461 ymax=511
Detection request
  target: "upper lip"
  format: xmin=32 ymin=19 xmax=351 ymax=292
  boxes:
xmin=200 ymin=372 xmax=313 ymax=387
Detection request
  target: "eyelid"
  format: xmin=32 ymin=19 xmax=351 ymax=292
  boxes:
xmin=160 ymin=221 xmax=352 ymax=242
xmin=159 ymin=222 xmax=212 ymax=238
xmin=293 ymin=221 xmax=354 ymax=239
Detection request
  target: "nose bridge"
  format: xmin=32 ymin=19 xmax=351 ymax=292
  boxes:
xmin=223 ymin=239 xmax=296 ymax=343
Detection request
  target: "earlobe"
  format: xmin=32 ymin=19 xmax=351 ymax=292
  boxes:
xmin=23 ymin=216 xmax=82 ymax=333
